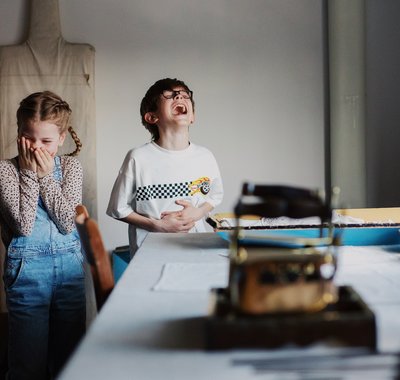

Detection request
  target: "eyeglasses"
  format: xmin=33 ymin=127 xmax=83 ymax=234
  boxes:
xmin=161 ymin=89 xmax=193 ymax=100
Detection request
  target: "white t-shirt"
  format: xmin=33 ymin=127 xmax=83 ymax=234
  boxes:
xmin=107 ymin=142 xmax=224 ymax=255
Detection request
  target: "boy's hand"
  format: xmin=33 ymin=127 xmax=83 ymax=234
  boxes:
xmin=122 ymin=209 xmax=195 ymax=233
xmin=161 ymin=200 xmax=204 ymax=223
xmin=33 ymin=147 xmax=54 ymax=179
xmin=122 ymin=200 xmax=213 ymax=233
xmin=17 ymin=137 xmax=37 ymax=173
xmin=157 ymin=212 xmax=195 ymax=233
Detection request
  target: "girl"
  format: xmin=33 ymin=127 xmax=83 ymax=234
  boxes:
xmin=0 ymin=91 xmax=85 ymax=380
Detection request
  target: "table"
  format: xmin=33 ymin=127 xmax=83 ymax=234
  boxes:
xmin=59 ymin=232 xmax=400 ymax=379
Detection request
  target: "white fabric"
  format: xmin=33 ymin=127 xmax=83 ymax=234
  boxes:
xmin=216 ymin=210 xmax=399 ymax=229
xmin=152 ymin=262 xmax=228 ymax=291
xmin=218 ymin=211 xmax=366 ymax=229
xmin=107 ymin=142 xmax=224 ymax=256
xmin=57 ymin=234 xmax=400 ymax=379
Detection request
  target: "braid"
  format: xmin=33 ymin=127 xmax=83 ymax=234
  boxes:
xmin=17 ymin=91 xmax=82 ymax=156
xmin=55 ymin=100 xmax=71 ymax=112
xmin=66 ymin=126 xmax=82 ymax=156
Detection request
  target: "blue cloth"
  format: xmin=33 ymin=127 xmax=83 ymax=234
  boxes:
xmin=3 ymin=156 xmax=86 ymax=380
xmin=217 ymin=226 xmax=400 ymax=247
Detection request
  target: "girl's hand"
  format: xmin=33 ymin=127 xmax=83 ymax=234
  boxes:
xmin=33 ymin=147 xmax=54 ymax=178
xmin=17 ymin=137 xmax=37 ymax=172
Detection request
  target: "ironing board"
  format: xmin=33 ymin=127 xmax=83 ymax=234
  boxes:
xmin=0 ymin=0 xmax=96 ymax=317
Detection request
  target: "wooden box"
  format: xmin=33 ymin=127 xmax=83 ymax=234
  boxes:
xmin=206 ymin=286 xmax=376 ymax=350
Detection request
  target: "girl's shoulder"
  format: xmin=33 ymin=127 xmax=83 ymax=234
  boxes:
xmin=0 ymin=158 xmax=18 ymax=172
xmin=59 ymin=155 xmax=83 ymax=172
xmin=0 ymin=159 xmax=19 ymax=185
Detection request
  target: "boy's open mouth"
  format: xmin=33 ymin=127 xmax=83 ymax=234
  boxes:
xmin=172 ymin=103 xmax=188 ymax=115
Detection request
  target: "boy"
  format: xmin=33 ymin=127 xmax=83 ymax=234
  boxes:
xmin=107 ymin=78 xmax=224 ymax=256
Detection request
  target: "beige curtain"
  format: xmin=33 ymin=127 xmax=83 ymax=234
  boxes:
xmin=0 ymin=0 xmax=97 ymax=321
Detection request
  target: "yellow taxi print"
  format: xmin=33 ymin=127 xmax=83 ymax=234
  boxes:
xmin=189 ymin=177 xmax=211 ymax=196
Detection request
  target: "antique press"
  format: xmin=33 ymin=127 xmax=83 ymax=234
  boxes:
xmin=206 ymin=183 xmax=376 ymax=350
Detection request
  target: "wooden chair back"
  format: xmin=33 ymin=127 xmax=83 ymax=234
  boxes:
xmin=75 ymin=205 xmax=114 ymax=311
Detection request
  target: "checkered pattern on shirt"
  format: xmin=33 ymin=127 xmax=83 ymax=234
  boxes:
xmin=136 ymin=182 xmax=190 ymax=201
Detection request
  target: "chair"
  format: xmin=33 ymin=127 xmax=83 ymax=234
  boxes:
xmin=75 ymin=204 xmax=89 ymax=219
xmin=75 ymin=205 xmax=114 ymax=311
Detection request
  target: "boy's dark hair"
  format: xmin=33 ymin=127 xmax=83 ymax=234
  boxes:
xmin=140 ymin=78 xmax=195 ymax=141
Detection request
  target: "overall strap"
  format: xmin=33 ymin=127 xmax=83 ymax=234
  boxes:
xmin=53 ymin=156 xmax=63 ymax=181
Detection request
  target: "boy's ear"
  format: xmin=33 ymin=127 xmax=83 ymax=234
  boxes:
xmin=190 ymin=113 xmax=195 ymax=124
xmin=144 ymin=112 xmax=158 ymax=125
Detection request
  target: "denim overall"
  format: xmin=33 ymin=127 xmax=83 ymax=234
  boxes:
xmin=4 ymin=157 xmax=86 ymax=380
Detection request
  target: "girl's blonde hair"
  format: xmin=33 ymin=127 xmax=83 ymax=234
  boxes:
xmin=17 ymin=91 xmax=82 ymax=156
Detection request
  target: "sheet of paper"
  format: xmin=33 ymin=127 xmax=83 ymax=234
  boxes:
xmin=152 ymin=262 xmax=228 ymax=291
xmin=335 ymin=245 xmax=400 ymax=304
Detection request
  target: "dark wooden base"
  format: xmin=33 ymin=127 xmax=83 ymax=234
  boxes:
xmin=206 ymin=286 xmax=376 ymax=350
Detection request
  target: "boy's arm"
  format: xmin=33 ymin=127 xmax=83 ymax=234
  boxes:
xmin=161 ymin=200 xmax=213 ymax=222
xmin=120 ymin=210 xmax=195 ymax=233
xmin=107 ymin=151 xmax=193 ymax=232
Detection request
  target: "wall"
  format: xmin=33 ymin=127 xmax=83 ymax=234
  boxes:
xmin=329 ymin=0 xmax=366 ymax=208
xmin=365 ymin=0 xmax=400 ymax=207
xmin=0 ymin=0 xmax=325 ymax=250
